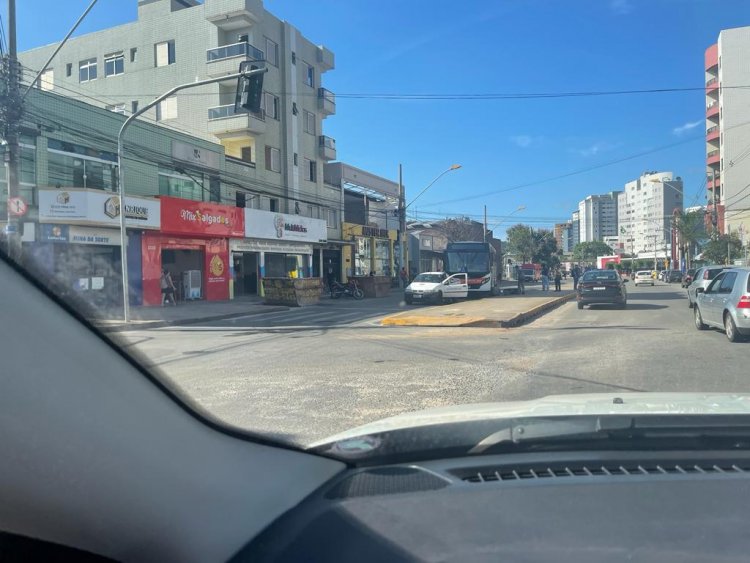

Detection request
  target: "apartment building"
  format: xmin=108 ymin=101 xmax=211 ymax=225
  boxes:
xmin=554 ymin=221 xmax=573 ymax=253
xmin=577 ymin=192 xmax=620 ymax=243
xmin=617 ymin=171 xmax=683 ymax=259
xmin=18 ymin=0 xmax=336 ymax=219
xmin=705 ymin=26 xmax=750 ymax=238
xmin=569 ymin=211 xmax=580 ymax=249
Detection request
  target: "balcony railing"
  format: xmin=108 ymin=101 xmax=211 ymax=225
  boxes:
xmin=706 ymin=101 xmax=718 ymax=109
xmin=207 ymin=41 xmax=264 ymax=63
xmin=706 ymin=77 xmax=719 ymax=87
xmin=707 ymin=149 xmax=719 ymax=158
xmin=319 ymin=88 xmax=335 ymax=106
xmin=706 ymin=125 xmax=719 ymax=135
xmin=208 ymin=104 xmax=264 ymax=122
xmin=319 ymin=135 xmax=336 ymax=150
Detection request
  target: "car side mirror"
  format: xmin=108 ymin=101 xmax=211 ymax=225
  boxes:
xmin=696 ymin=287 xmax=705 ymax=294
xmin=623 ymin=279 xmax=629 ymax=283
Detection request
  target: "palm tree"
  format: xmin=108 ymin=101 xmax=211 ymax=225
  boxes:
xmin=673 ymin=210 xmax=706 ymax=269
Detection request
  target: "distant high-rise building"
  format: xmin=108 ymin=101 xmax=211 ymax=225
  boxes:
xmin=617 ymin=171 xmax=683 ymax=259
xmin=577 ymin=191 xmax=621 ymax=243
xmin=570 ymin=211 xmax=580 ymax=249
xmin=705 ymin=27 xmax=750 ymax=238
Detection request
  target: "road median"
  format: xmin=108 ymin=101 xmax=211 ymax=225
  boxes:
xmin=380 ymin=287 xmax=576 ymax=328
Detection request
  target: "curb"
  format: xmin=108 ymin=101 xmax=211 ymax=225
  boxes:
xmin=94 ymin=305 xmax=290 ymax=333
xmin=499 ymin=293 xmax=575 ymax=328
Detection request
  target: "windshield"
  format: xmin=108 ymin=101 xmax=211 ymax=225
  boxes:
xmin=412 ymin=274 xmax=444 ymax=283
xmin=4 ymin=0 xmax=750 ymax=458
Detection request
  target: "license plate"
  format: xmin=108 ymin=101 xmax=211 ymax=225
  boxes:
xmin=413 ymin=294 xmax=422 ymax=299
xmin=593 ymin=287 xmax=606 ymax=291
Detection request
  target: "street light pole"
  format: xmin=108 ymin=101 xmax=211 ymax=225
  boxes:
xmin=117 ymin=67 xmax=267 ymax=322
xmin=405 ymin=164 xmax=461 ymax=210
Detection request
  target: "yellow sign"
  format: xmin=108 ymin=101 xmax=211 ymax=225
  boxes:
xmin=210 ymin=254 xmax=225 ymax=277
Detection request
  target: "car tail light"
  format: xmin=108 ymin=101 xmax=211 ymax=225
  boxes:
xmin=738 ymin=296 xmax=750 ymax=309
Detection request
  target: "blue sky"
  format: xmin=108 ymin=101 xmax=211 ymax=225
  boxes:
xmin=6 ymin=0 xmax=750 ymax=236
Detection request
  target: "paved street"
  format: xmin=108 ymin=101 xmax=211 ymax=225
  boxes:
xmin=116 ymin=282 xmax=749 ymax=446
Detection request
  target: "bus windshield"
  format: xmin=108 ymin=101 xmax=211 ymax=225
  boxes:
xmin=445 ymin=250 xmax=490 ymax=274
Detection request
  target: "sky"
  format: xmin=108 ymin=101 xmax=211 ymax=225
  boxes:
xmin=4 ymin=0 xmax=750 ymax=237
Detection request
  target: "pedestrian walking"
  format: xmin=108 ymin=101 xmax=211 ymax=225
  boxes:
xmin=326 ymin=262 xmax=336 ymax=296
xmin=541 ymin=264 xmax=550 ymax=291
xmin=400 ymin=266 xmax=408 ymax=287
xmin=554 ymin=268 xmax=562 ymax=291
xmin=161 ymin=269 xmax=177 ymax=306
xmin=572 ymin=265 xmax=580 ymax=290
xmin=515 ymin=264 xmax=525 ymax=295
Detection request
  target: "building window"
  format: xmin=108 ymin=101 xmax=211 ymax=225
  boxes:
xmin=265 ymin=37 xmax=279 ymax=67
xmin=303 ymin=110 xmax=315 ymax=135
xmin=209 ymin=177 xmax=221 ymax=203
xmin=39 ymin=68 xmax=54 ymax=91
xmin=104 ymin=53 xmax=124 ymax=77
xmin=241 ymin=146 xmax=253 ymax=163
xmin=263 ymin=92 xmax=279 ymax=120
xmin=158 ymin=167 xmax=204 ymax=201
xmin=304 ymin=62 xmax=314 ymax=87
xmin=79 ymin=58 xmax=97 ymax=82
xmin=265 ymin=146 xmax=281 ymax=173
xmin=65 ymin=63 xmax=72 ymax=77
xmin=47 ymin=139 xmax=118 ymax=192
xmin=156 ymin=96 xmax=177 ymax=121
xmin=155 ymin=40 xmax=175 ymax=67
xmin=304 ymin=158 xmax=317 ymax=182
xmin=131 ymin=100 xmax=139 ymax=114
xmin=0 ymin=141 xmax=36 ymax=209
xmin=130 ymin=47 xmax=138 ymax=63
xmin=269 ymin=198 xmax=278 ymax=212
xmin=327 ymin=208 xmax=337 ymax=228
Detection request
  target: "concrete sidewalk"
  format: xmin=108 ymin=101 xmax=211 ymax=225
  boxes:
xmin=381 ymin=282 xmax=576 ymax=328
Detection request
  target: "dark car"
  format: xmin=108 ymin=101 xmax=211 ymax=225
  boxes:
xmin=681 ymin=268 xmax=697 ymax=288
xmin=667 ymin=270 xmax=682 ymax=283
xmin=576 ymin=269 xmax=628 ymax=309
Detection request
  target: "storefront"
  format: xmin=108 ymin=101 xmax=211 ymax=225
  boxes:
xmin=229 ymin=207 xmax=327 ymax=297
xmin=141 ymin=196 xmax=244 ymax=306
xmin=342 ymin=223 xmax=398 ymax=280
xmin=34 ymin=188 xmax=160 ymax=306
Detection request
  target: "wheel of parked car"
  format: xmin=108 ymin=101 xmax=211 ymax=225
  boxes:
xmin=577 ymin=301 xmax=584 ymax=310
xmin=725 ymin=313 xmax=741 ymax=343
xmin=694 ymin=306 xmax=707 ymax=331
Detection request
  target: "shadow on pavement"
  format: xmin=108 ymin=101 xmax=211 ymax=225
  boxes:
xmin=629 ymin=291 xmax=686 ymax=300
xmin=551 ymin=325 xmax=666 ymax=331
xmin=583 ymin=303 xmax=668 ymax=310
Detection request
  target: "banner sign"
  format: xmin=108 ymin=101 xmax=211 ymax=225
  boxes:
xmin=38 ymin=189 xmax=160 ymax=229
xmin=244 ymin=208 xmax=327 ymax=243
xmin=160 ymin=196 xmax=245 ymax=237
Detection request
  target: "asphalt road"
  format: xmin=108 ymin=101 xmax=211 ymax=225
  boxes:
xmin=116 ymin=282 xmax=749 ymax=446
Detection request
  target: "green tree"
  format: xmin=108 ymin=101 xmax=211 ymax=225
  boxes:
xmin=505 ymin=224 xmax=536 ymax=262
xmin=572 ymin=241 xmax=614 ymax=263
xmin=673 ymin=210 xmax=706 ymax=269
xmin=532 ymin=229 xmax=560 ymax=266
xmin=700 ymin=232 xmax=743 ymax=265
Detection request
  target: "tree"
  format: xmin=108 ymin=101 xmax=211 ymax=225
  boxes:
xmin=673 ymin=210 xmax=706 ymax=269
xmin=439 ymin=217 xmax=484 ymax=242
xmin=505 ymin=224 xmax=536 ymax=262
xmin=700 ymin=232 xmax=743 ymax=265
xmin=532 ymin=229 xmax=560 ymax=266
xmin=572 ymin=241 xmax=614 ymax=262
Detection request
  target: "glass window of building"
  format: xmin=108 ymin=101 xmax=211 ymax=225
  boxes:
xmin=47 ymin=139 xmax=118 ymax=192
xmin=265 ymin=37 xmax=279 ymax=67
xmin=104 ymin=53 xmax=125 ymax=77
xmin=158 ymin=167 xmax=204 ymax=201
xmin=355 ymin=237 xmax=372 ymax=276
xmin=374 ymin=239 xmax=391 ymax=276
xmin=79 ymin=58 xmax=97 ymax=82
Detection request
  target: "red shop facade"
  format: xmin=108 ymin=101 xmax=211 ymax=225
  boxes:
xmin=141 ymin=196 xmax=245 ymax=306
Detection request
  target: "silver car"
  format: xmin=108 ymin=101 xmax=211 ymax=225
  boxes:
xmin=694 ymin=267 xmax=750 ymax=342
xmin=686 ymin=266 xmax=727 ymax=308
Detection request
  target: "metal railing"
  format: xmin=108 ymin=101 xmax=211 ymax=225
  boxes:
xmin=706 ymin=77 xmax=719 ymax=86
xmin=207 ymin=41 xmax=264 ymax=63
xmin=319 ymin=135 xmax=336 ymax=149
xmin=706 ymin=101 xmax=719 ymax=110
xmin=318 ymin=87 xmax=336 ymax=106
xmin=208 ymin=104 xmax=264 ymax=121
xmin=706 ymin=125 xmax=719 ymax=135
xmin=707 ymin=149 xmax=719 ymax=158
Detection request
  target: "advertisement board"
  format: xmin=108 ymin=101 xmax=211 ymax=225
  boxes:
xmin=38 ymin=189 xmax=160 ymax=229
xmin=244 ymin=208 xmax=327 ymax=243
xmin=160 ymin=196 xmax=245 ymax=238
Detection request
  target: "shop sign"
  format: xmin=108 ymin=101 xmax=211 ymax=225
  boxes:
xmin=41 ymin=224 xmax=70 ymax=242
xmin=69 ymin=226 xmax=121 ymax=246
xmin=231 ymin=238 xmax=313 ymax=255
xmin=38 ymin=189 xmax=160 ymax=229
xmin=160 ymin=196 xmax=245 ymax=237
xmin=244 ymin=208 xmax=327 ymax=243
xmin=172 ymin=141 xmax=221 ymax=170
xmin=361 ymin=225 xmax=390 ymax=238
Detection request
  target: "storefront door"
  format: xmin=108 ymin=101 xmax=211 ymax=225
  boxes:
xmin=233 ymin=252 xmax=259 ymax=296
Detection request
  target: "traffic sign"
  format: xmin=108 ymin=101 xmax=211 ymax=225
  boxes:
xmin=8 ymin=197 xmax=28 ymax=217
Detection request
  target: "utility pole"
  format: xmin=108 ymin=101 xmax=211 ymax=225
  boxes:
xmin=483 ymin=204 xmax=487 ymax=243
xmin=3 ymin=0 xmax=22 ymax=260
xmin=711 ymin=168 xmax=718 ymax=239
xmin=398 ymin=163 xmax=405 ymax=287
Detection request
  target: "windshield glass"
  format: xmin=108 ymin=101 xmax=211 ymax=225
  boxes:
xmin=413 ymin=274 xmax=444 ymax=283
xmin=4 ymin=0 xmax=750 ymax=456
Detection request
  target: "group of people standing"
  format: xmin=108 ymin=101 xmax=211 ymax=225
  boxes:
xmin=540 ymin=264 xmax=564 ymax=292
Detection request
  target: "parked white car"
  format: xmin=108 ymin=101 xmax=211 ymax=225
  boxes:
xmin=404 ymin=272 xmax=469 ymax=305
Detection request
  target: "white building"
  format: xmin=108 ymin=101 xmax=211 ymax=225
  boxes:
xmin=705 ymin=27 xmax=750 ymax=238
xmin=577 ymin=191 xmax=620 ymax=243
xmin=617 ymin=171 xmax=683 ymax=259
xmin=569 ymin=210 xmax=580 ymax=248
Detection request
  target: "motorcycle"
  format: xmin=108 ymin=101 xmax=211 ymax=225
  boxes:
xmin=330 ymin=279 xmax=364 ymax=300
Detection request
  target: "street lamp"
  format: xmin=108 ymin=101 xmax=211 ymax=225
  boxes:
xmin=486 ymin=205 xmax=527 ymax=233
xmin=405 ymin=164 xmax=462 ymax=209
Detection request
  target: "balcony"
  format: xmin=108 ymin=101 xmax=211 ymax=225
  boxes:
xmin=319 ymin=135 xmax=336 ymax=161
xmin=317 ymin=46 xmax=335 ymax=71
xmin=207 ymin=104 xmax=266 ymax=136
xmin=206 ymin=41 xmax=264 ymax=77
xmin=318 ymin=88 xmax=336 ymax=116
xmin=204 ymin=0 xmax=261 ymax=29
xmin=706 ymin=149 xmax=720 ymax=166
xmin=707 ymin=174 xmax=720 ymax=190
xmin=706 ymin=102 xmax=719 ymax=118
xmin=706 ymin=125 xmax=720 ymax=142
xmin=706 ymin=76 xmax=719 ymax=91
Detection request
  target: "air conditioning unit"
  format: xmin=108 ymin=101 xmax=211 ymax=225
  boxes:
xmin=183 ymin=270 xmax=202 ymax=300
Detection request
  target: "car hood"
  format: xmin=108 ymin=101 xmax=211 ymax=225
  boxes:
xmin=406 ymin=282 xmax=441 ymax=291
xmin=310 ymin=392 xmax=750 ymax=448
